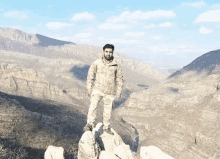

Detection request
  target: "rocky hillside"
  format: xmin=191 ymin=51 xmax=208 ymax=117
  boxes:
xmin=117 ymin=49 xmax=220 ymax=159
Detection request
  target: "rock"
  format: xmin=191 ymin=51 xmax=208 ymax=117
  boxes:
xmin=140 ymin=146 xmax=174 ymax=159
xmin=99 ymin=151 xmax=120 ymax=159
xmin=100 ymin=127 xmax=134 ymax=159
xmin=78 ymin=123 xmax=135 ymax=159
xmin=114 ymin=144 xmax=134 ymax=159
xmin=77 ymin=131 xmax=100 ymax=159
xmin=44 ymin=145 xmax=64 ymax=159
xmin=100 ymin=128 xmax=124 ymax=152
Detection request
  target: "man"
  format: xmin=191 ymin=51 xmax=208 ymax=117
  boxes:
xmin=83 ymin=44 xmax=123 ymax=135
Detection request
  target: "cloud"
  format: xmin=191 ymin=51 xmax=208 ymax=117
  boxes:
xmin=4 ymin=10 xmax=28 ymax=20
xmin=106 ymin=10 xmax=176 ymax=23
xmin=182 ymin=1 xmax=205 ymax=8
xmin=98 ymin=23 xmax=128 ymax=30
xmin=211 ymin=3 xmax=220 ymax=9
xmin=195 ymin=10 xmax=220 ymax=23
xmin=71 ymin=12 xmax=95 ymax=21
xmin=124 ymin=32 xmax=145 ymax=37
xmin=46 ymin=22 xmax=73 ymax=30
xmin=109 ymin=38 xmax=137 ymax=44
xmin=143 ymin=24 xmax=156 ymax=29
xmin=74 ymin=32 xmax=93 ymax=39
xmin=199 ymin=27 xmax=212 ymax=34
xmin=150 ymin=35 xmax=162 ymax=40
xmin=143 ymin=22 xmax=173 ymax=29
xmin=159 ymin=22 xmax=173 ymax=27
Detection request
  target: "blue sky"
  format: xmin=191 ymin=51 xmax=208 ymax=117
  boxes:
xmin=1 ymin=0 xmax=220 ymax=70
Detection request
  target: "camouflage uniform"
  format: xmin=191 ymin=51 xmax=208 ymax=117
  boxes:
xmin=86 ymin=56 xmax=123 ymax=129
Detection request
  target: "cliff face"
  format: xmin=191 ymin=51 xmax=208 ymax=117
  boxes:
xmin=0 ymin=63 xmax=70 ymax=103
xmin=117 ymin=49 xmax=220 ymax=159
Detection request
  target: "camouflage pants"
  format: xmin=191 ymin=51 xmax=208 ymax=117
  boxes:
xmin=87 ymin=89 xmax=115 ymax=130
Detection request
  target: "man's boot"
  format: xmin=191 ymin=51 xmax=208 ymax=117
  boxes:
xmin=83 ymin=123 xmax=93 ymax=132
xmin=103 ymin=128 xmax=114 ymax=135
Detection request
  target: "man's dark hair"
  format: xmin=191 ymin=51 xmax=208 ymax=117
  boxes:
xmin=103 ymin=44 xmax=114 ymax=51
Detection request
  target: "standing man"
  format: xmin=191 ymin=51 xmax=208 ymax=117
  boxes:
xmin=83 ymin=44 xmax=123 ymax=135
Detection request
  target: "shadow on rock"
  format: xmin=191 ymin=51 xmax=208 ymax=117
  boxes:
xmin=70 ymin=65 xmax=90 ymax=81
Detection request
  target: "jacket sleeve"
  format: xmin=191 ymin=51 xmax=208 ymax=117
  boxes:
xmin=115 ymin=64 xmax=123 ymax=97
xmin=86 ymin=62 xmax=97 ymax=92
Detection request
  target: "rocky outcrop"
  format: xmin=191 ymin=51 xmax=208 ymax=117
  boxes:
xmin=78 ymin=122 xmax=135 ymax=159
xmin=0 ymin=63 xmax=70 ymax=103
xmin=44 ymin=145 xmax=64 ymax=159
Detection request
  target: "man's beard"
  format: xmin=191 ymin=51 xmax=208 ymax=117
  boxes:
xmin=104 ymin=55 xmax=113 ymax=61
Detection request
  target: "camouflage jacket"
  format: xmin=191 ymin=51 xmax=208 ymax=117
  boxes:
xmin=86 ymin=56 xmax=123 ymax=97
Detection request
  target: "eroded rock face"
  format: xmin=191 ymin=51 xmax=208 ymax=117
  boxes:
xmin=0 ymin=63 xmax=70 ymax=103
xmin=44 ymin=145 xmax=64 ymax=159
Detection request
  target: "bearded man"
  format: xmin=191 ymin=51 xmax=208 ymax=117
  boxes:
xmin=83 ymin=44 xmax=123 ymax=135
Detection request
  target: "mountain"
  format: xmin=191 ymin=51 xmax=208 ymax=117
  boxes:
xmin=0 ymin=27 xmax=74 ymax=46
xmin=116 ymin=49 xmax=220 ymax=158
xmin=0 ymin=27 xmax=170 ymax=158
xmin=167 ymin=49 xmax=220 ymax=80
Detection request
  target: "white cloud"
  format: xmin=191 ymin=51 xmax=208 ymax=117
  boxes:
xmin=211 ymin=3 xmax=220 ymax=9
xmin=98 ymin=23 xmax=128 ymax=30
xmin=143 ymin=24 xmax=156 ymax=29
xmin=143 ymin=22 xmax=173 ymax=29
xmin=150 ymin=35 xmax=162 ymax=40
xmin=109 ymin=38 xmax=137 ymax=44
xmin=182 ymin=1 xmax=205 ymax=8
xmin=46 ymin=22 xmax=73 ymax=30
xmin=37 ymin=23 xmax=42 ymax=27
xmin=124 ymin=32 xmax=145 ymax=37
xmin=4 ymin=11 xmax=28 ymax=20
xmin=74 ymin=32 xmax=93 ymax=39
xmin=106 ymin=10 xmax=176 ymax=23
xmin=195 ymin=10 xmax=220 ymax=23
xmin=159 ymin=22 xmax=173 ymax=27
xmin=199 ymin=27 xmax=212 ymax=34
xmin=71 ymin=12 xmax=95 ymax=21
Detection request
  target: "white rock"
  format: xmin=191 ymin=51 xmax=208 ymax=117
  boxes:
xmin=44 ymin=145 xmax=64 ymax=159
xmin=114 ymin=144 xmax=134 ymax=159
xmin=99 ymin=151 xmax=120 ymax=159
xmin=78 ymin=131 xmax=100 ymax=159
xmin=140 ymin=146 xmax=174 ymax=159
xmin=100 ymin=128 xmax=125 ymax=152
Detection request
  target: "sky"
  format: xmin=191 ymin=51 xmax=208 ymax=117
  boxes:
xmin=1 ymin=0 xmax=220 ymax=70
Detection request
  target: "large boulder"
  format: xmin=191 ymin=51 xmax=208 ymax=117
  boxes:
xmin=140 ymin=146 xmax=174 ymax=159
xmin=99 ymin=123 xmax=134 ymax=159
xmin=78 ymin=123 xmax=135 ymax=159
xmin=77 ymin=130 xmax=101 ymax=159
xmin=99 ymin=151 xmax=119 ymax=159
xmin=44 ymin=145 xmax=64 ymax=159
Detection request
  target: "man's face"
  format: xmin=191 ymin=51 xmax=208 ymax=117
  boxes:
xmin=103 ymin=48 xmax=113 ymax=60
